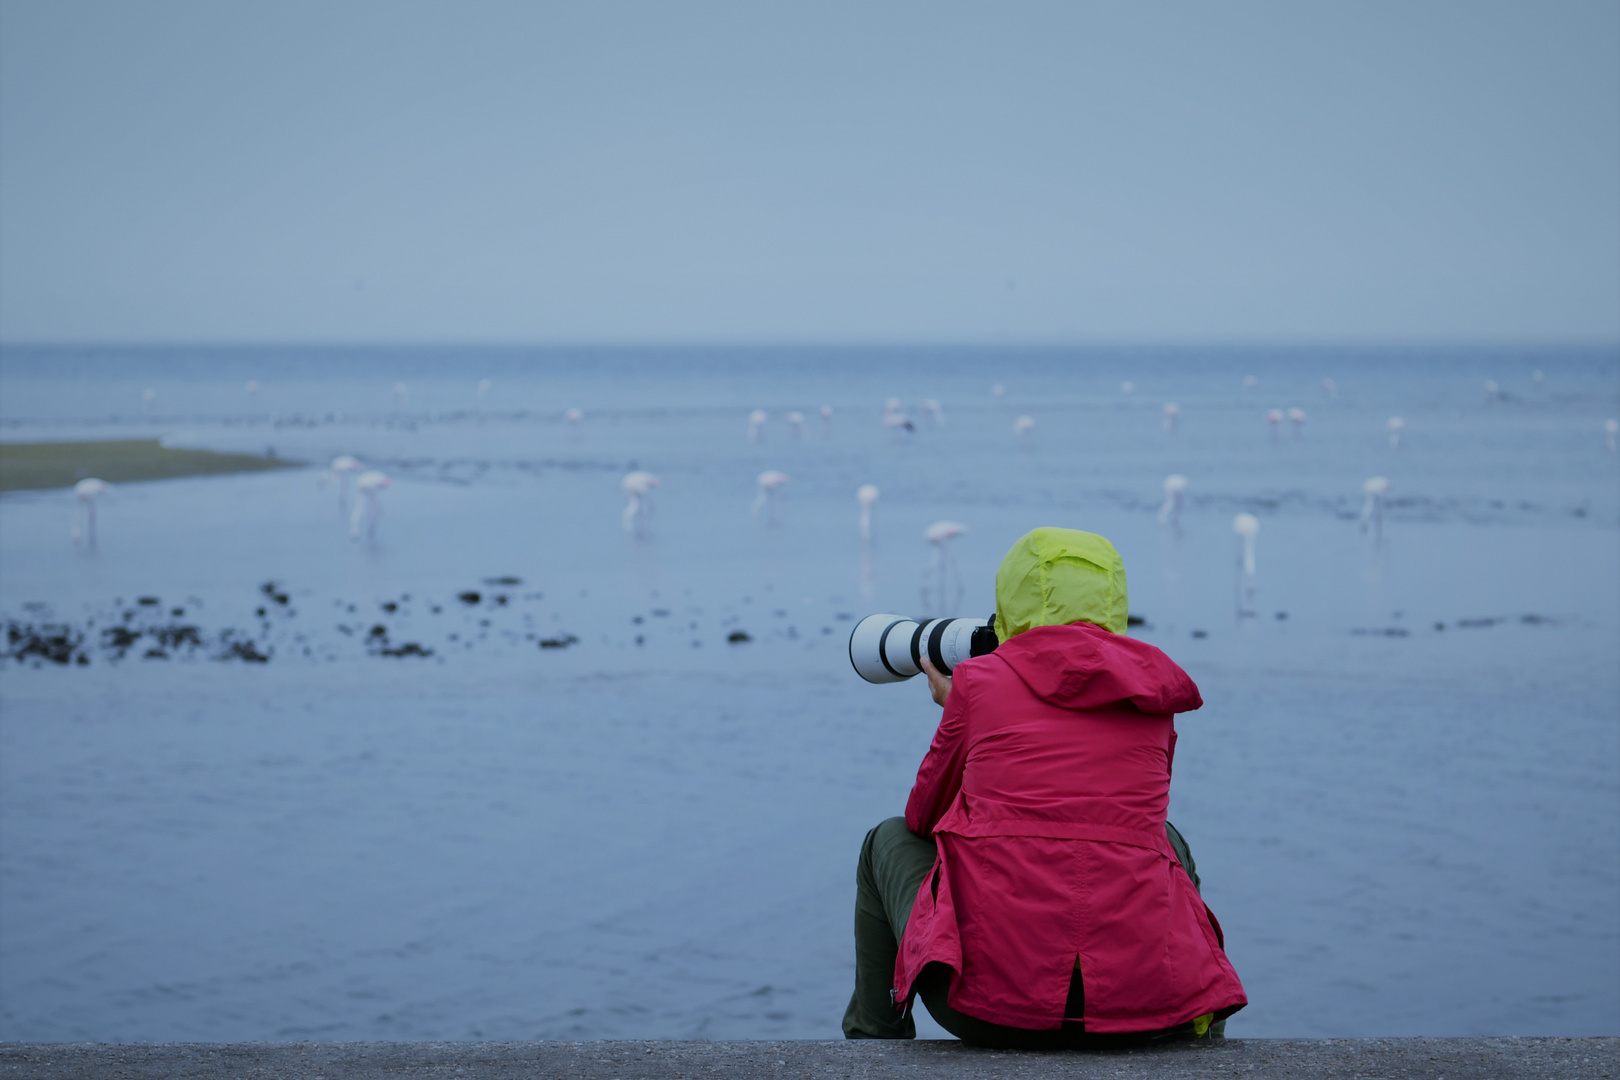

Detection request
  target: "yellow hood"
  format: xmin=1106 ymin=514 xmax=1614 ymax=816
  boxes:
xmin=993 ymin=527 xmax=1128 ymax=639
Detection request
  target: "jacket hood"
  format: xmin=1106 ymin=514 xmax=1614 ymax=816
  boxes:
xmin=993 ymin=621 xmax=1203 ymax=714
xmin=994 ymin=527 xmax=1129 ymax=639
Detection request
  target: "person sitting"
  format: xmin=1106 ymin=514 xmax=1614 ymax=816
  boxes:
xmin=842 ymin=527 xmax=1247 ymax=1049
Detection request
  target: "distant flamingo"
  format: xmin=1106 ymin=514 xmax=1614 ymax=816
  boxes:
xmin=1322 ymin=378 xmax=1338 ymax=399
xmin=785 ymin=411 xmax=805 ymax=438
xmin=884 ymin=411 xmax=915 ymax=434
xmin=477 ymin=379 xmax=492 ymax=398
xmin=991 ymin=384 xmax=1006 ymax=399
xmin=1265 ymin=409 xmax=1282 ymax=439
xmin=752 ymin=470 xmax=788 ymax=521
xmin=565 ymin=407 xmax=584 ymax=435
xmin=622 ymin=471 xmax=659 ymax=534
xmin=1232 ymin=513 xmax=1259 ymax=616
xmin=1158 ymin=474 xmax=1188 ymax=527
xmin=1243 ymin=375 xmax=1258 ymax=389
xmin=393 ymin=383 xmax=410 ymax=409
xmin=819 ymin=405 xmax=833 ymax=431
xmin=142 ymin=388 xmax=156 ymax=412
xmin=923 ymin=399 xmax=945 ymax=426
xmin=350 ymin=471 xmax=391 ymax=541
xmin=747 ymin=409 xmax=767 ymax=442
xmin=1387 ymin=416 xmax=1406 ymax=449
xmin=1605 ymin=419 xmax=1617 ymax=452
xmin=857 ymin=484 xmax=879 ymax=540
xmin=245 ymin=380 xmax=260 ymax=396
xmin=1014 ymin=415 xmax=1036 ymax=445
xmin=1483 ymin=380 xmax=1500 ymax=402
xmin=71 ymin=478 xmax=111 ymax=547
xmin=1163 ymin=402 xmax=1181 ymax=432
xmin=1288 ymin=407 xmax=1307 ymax=438
xmin=922 ymin=521 xmax=967 ymax=615
xmin=1532 ymin=370 xmax=1545 ymax=385
xmin=1120 ymin=381 xmax=1136 ymax=394
xmin=885 ymin=398 xmax=904 ymax=415
xmin=1361 ymin=477 xmax=1390 ymax=541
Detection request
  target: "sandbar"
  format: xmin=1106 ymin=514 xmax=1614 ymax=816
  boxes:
xmin=0 ymin=439 xmax=300 ymax=493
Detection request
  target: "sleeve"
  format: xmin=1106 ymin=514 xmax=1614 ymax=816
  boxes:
xmin=904 ymin=664 xmax=973 ymax=838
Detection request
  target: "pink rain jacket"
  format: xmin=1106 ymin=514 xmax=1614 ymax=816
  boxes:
xmin=895 ymin=621 xmax=1248 ymax=1032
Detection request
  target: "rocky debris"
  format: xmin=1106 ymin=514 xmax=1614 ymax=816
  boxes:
xmin=538 ymin=634 xmax=579 ymax=649
xmin=260 ymin=581 xmax=291 ymax=606
xmin=483 ymin=575 xmax=522 ymax=585
xmin=4 ymin=622 xmax=87 ymax=665
xmin=727 ymin=630 xmax=752 ymax=643
xmin=458 ymin=591 xmax=482 ymax=605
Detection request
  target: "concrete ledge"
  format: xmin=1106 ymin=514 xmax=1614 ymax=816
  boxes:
xmin=2 ymin=1038 xmax=1615 ymax=1079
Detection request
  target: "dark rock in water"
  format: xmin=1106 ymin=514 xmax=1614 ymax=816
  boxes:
xmin=651 ymin=609 xmax=670 ymax=617
xmin=381 ymin=601 xmax=398 ymax=613
xmin=1435 ymin=622 xmax=1446 ymax=630
xmin=218 ymin=634 xmax=271 ymax=662
xmin=103 ymin=625 xmax=142 ymax=651
xmin=1275 ymin=611 xmax=1288 ymax=620
xmin=538 ymin=634 xmax=579 ymax=649
xmin=494 ymin=595 xmax=509 ymax=605
xmin=150 ymin=625 xmax=202 ymax=650
xmin=635 ymin=635 xmax=645 ymax=645
xmin=260 ymin=582 xmax=291 ymax=605
xmin=171 ymin=608 xmax=184 ymax=617
xmin=5 ymin=622 xmax=84 ymax=665
xmin=369 ymin=625 xmax=388 ymax=638
xmin=1126 ymin=614 xmax=1147 ymax=627
xmin=1352 ymin=627 xmax=1409 ymax=637
xmin=256 ymin=607 xmax=267 ymax=617
xmin=483 ymin=576 xmax=522 ymax=585
xmin=727 ymin=631 xmax=752 ymax=643
xmin=378 ymin=642 xmax=432 ymax=658
xmin=1520 ymin=614 xmax=1555 ymax=625
xmin=1457 ymin=617 xmax=1501 ymax=628
xmin=144 ymin=649 xmax=168 ymax=660
xmin=458 ymin=591 xmax=482 ymax=605
xmin=137 ymin=596 xmax=160 ymax=606
xmin=1190 ymin=630 xmax=1208 ymax=639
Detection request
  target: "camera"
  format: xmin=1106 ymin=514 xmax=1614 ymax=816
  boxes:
xmin=848 ymin=613 xmax=999 ymax=684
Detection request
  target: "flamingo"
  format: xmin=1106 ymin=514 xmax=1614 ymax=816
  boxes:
xmin=141 ymin=388 xmax=156 ymax=412
xmin=1483 ymin=380 xmax=1500 ymax=402
xmin=622 ymin=471 xmax=659 ymax=534
xmin=1605 ymin=418 xmax=1617 ymax=452
xmin=72 ymin=478 xmax=111 ymax=547
xmin=857 ymin=484 xmax=879 ymax=540
xmin=1243 ymin=375 xmax=1258 ymax=389
xmin=245 ymin=380 xmax=260 ymax=396
xmin=1362 ymin=476 xmax=1390 ymax=541
xmin=1322 ymin=378 xmax=1338 ymax=399
xmin=785 ymin=411 xmax=805 ymax=438
xmin=1014 ymin=415 xmax=1036 ymax=445
xmin=350 ymin=471 xmax=391 ymax=541
xmin=326 ymin=455 xmax=364 ymax=512
xmin=1288 ymin=407 xmax=1307 ymax=438
xmin=884 ymin=397 xmax=904 ymax=415
xmin=1265 ymin=409 xmax=1283 ymax=439
xmin=1158 ymin=474 xmax=1188 ymax=527
xmin=1232 ymin=513 xmax=1259 ymax=616
xmin=752 ymin=470 xmax=788 ymax=521
xmin=477 ymin=379 xmax=492 ymax=398
xmin=1120 ymin=381 xmax=1136 ymax=394
xmin=884 ymin=411 xmax=915 ymax=434
xmin=819 ymin=405 xmax=833 ymax=431
xmin=1387 ymin=416 xmax=1406 ymax=449
xmin=923 ymin=399 xmax=945 ymax=426
xmin=922 ymin=521 xmax=967 ymax=615
xmin=393 ymin=382 xmax=410 ymax=409
xmin=1163 ymin=402 xmax=1181 ymax=432
xmin=565 ymin=407 xmax=584 ymax=431
xmin=747 ymin=409 xmax=767 ymax=442
xmin=991 ymin=384 xmax=1006 ymax=399
xmin=1532 ymin=370 xmax=1545 ymax=386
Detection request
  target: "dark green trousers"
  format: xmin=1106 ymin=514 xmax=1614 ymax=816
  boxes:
xmin=842 ymin=816 xmax=1221 ymax=1049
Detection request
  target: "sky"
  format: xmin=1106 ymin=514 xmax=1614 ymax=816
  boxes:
xmin=1 ymin=0 xmax=1617 ymax=345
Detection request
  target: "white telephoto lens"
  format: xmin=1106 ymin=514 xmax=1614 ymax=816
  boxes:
xmin=848 ymin=614 xmax=921 ymax=683
xmin=930 ymin=617 xmax=987 ymax=674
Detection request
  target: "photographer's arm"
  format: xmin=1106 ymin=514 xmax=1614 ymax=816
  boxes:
xmin=904 ymin=659 xmax=970 ymax=838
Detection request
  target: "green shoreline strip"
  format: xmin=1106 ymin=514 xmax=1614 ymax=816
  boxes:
xmin=0 ymin=439 xmax=301 ymax=492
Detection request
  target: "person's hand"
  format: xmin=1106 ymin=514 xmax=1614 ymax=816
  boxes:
xmin=918 ymin=656 xmax=951 ymax=708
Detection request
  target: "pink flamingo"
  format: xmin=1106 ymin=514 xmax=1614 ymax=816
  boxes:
xmin=1158 ymin=474 xmax=1188 ymax=527
xmin=747 ymin=410 xmax=767 ymax=442
xmin=1232 ymin=514 xmax=1259 ymax=616
xmin=325 ymin=455 xmax=363 ymax=512
xmin=1322 ymin=378 xmax=1338 ymax=399
xmin=1605 ymin=419 xmax=1617 ymax=452
xmin=565 ymin=407 xmax=584 ymax=437
xmin=857 ymin=484 xmax=879 ymax=540
xmin=991 ymin=384 xmax=1006 ymax=399
xmin=622 ymin=471 xmax=659 ymax=534
xmin=922 ymin=521 xmax=967 ymax=615
xmin=1483 ymin=380 xmax=1500 ymax=402
xmin=72 ymin=478 xmax=111 ymax=547
xmin=923 ymin=399 xmax=945 ymax=426
xmin=819 ymin=405 xmax=833 ymax=431
xmin=1265 ymin=409 xmax=1283 ymax=439
xmin=477 ymin=379 xmax=492 ymax=398
xmin=752 ymin=470 xmax=788 ymax=521
xmin=884 ymin=411 xmax=915 ymax=434
xmin=141 ymin=388 xmax=156 ymax=413
xmin=1362 ymin=476 xmax=1390 ymax=541
xmin=1288 ymin=407 xmax=1307 ymax=438
xmin=393 ymin=382 xmax=410 ymax=408
xmin=1387 ymin=416 xmax=1406 ymax=449
xmin=1243 ymin=375 xmax=1258 ymax=389
xmin=245 ymin=380 xmax=260 ymax=396
xmin=350 ymin=471 xmax=391 ymax=541
xmin=785 ymin=411 xmax=805 ymax=438
xmin=1014 ymin=415 xmax=1035 ymax=446
xmin=1163 ymin=402 xmax=1181 ymax=432
xmin=1120 ymin=381 xmax=1136 ymax=394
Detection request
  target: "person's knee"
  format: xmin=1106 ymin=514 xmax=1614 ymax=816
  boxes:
xmin=872 ymin=816 xmax=910 ymax=846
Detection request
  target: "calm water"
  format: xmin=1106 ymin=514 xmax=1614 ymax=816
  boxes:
xmin=1 ymin=344 xmax=1617 ymax=1041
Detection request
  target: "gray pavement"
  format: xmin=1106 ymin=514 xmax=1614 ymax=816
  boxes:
xmin=2 ymin=1039 xmax=1615 ymax=1079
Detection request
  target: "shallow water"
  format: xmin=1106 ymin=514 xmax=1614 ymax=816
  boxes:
xmin=1 ymin=345 xmax=1617 ymax=1040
